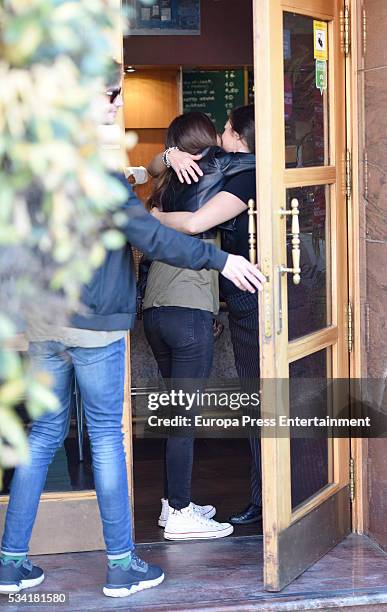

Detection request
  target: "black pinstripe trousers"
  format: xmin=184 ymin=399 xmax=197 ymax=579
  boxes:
xmin=225 ymin=290 xmax=262 ymax=507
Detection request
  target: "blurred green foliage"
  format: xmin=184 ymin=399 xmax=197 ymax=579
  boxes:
xmin=0 ymin=0 xmax=129 ymax=487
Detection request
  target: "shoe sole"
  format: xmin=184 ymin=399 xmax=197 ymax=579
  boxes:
xmin=0 ymin=573 xmax=45 ymax=594
xmin=158 ymin=507 xmax=216 ymax=528
xmin=164 ymin=525 xmax=234 ymax=541
xmin=103 ymin=573 xmax=165 ymax=598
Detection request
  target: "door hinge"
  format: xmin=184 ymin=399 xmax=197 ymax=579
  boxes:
xmin=365 ymin=303 xmax=370 ymax=352
xmin=362 ymin=6 xmax=367 ymax=57
xmin=346 ymin=149 xmax=352 ymax=200
xmin=347 ymin=301 xmax=353 ymax=353
xmin=344 ymin=0 xmax=351 ymax=56
xmin=349 ymin=456 xmax=355 ymax=503
xmin=363 ymin=150 xmax=369 ymax=201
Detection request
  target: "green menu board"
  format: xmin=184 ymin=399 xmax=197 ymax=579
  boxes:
xmin=183 ymin=70 xmax=245 ymax=133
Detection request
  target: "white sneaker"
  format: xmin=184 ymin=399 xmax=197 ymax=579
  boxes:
xmin=164 ymin=505 xmax=234 ymax=540
xmin=158 ymin=498 xmax=216 ymax=528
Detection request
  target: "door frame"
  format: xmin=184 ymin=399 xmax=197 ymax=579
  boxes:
xmin=346 ymin=0 xmax=367 ymax=535
xmin=124 ymin=0 xmax=367 ymax=552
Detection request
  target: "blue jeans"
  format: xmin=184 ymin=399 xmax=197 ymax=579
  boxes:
xmin=143 ymin=307 xmax=214 ymax=510
xmin=1 ymin=339 xmax=133 ymax=558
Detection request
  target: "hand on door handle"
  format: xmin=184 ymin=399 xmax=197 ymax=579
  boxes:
xmin=278 ymin=198 xmax=301 ymax=285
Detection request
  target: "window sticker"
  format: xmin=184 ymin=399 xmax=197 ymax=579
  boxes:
xmin=314 ymin=21 xmax=328 ymax=60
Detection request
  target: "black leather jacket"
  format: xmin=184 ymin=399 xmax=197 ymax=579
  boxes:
xmin=160 ymin=146 xmax=256 ymax=239
xmin=137 ymin=148 xmax=255 ymax=307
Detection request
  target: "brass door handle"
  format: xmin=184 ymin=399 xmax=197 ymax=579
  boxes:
xmin=248 ymin=198 xmax=257 ymax=265
xmin=278 ymin=198 xmax=301 ymax=285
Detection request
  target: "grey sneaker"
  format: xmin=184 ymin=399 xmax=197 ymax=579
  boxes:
xmin=0 ymin=557 xmax=45 ymax=594
xmin=103 ymin=553 xmax=164 ymax=598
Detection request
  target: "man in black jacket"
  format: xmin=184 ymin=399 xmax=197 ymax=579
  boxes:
xmin=0 ymin=78 xmax=265 ymax=600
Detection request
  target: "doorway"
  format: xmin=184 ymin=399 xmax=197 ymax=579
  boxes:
xmin=127 ymin=0 xmax=352 ymax=593
xmin=125 ymin=2 xmax=262 ymax=546
xmin=0 ymin=0 xmax=354 ymax=593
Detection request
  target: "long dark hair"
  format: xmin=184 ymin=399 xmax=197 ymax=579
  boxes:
xmin=147 ymin=112 xmax=217 ymax=210
xmin=229 ymin=105 xmax=255 ymax=154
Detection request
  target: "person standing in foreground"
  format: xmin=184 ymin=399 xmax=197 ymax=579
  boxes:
xmin=0 ymin=73 xmax=266 ymax=598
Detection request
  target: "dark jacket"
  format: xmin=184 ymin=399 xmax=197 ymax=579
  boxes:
xmin=71 ymin=174 xmax=228 ymax=332
xmin=160 ymin=147 xmax=256 ymax=238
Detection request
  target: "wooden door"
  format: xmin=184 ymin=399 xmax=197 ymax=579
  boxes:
xmin=253 ymin=0 xmax=351 ymax=591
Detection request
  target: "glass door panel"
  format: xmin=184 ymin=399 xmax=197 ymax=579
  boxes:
xmin=283 ymin=12 xmax=330 ymax=168
xmin=289 ymin=348 xmax=333 ymax=509
xmin=286 ymin=185 xmax=331 ymax=340
xmin=0 ymin=380 xmax=96 ymax=495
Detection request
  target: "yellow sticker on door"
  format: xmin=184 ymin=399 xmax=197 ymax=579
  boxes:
xmin=314 ymin=21 xmax=328 ymax=60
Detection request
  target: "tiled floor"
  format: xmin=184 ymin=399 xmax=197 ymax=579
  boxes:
xmin=1 ymin=534 xmax=387 ymax=611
